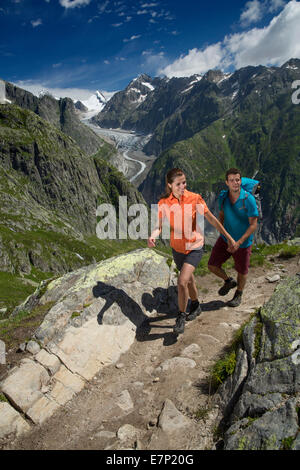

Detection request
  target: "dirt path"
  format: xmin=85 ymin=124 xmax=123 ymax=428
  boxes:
xmin=3 ymin=256 xmax=300 ymax=450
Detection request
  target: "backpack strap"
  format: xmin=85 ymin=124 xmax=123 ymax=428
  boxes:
xmin=219 ymin=190 xmax=228 ymax=211
xmin=242 ymin=192 xmax=249 ymax=210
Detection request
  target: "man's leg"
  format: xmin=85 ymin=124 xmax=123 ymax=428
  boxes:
xmin=227 ymin=246 xmax=251 ymax=307
xmin=237 ymin=272 xmax=247 ymax=292
xmin=208 ymin=237 xmax=237 ymax=295
xmin=208 ymin=264 xmax=228 ymax=281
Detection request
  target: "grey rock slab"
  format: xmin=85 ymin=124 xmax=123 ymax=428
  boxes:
xmin=266 ymin=274 xmax=281 ymax=283
xmin=244 ymin=356 xmax=300 ymax=395
xmin=180 ymin=344 xmax=202 ymax=358
xmin=48 ymin=365 xmax=85 ymax=406
xmin=0 ymin=358 xmax=50 ymax=413
xmin=30 ymin=250 xmax=171 ymax=380
xmin=258 ymin=276 xmax=300 ymax=361
xmin=231 ymin=391 xmax=283 ymax=422
xmin=0 ymin=402 xmax=31 ymax=439
xmin=26 ymin=340 xmax=41 ymax=355
xmin=117 ymin=424 xmax=145 ymax=441
xmin=158 ymin=399 xmax=191 ymax=434
xmin=156 ymin=357 xmax=196 ymax=373
xmin=34 ymin=349 xmax=61 ymax=375
xmin=224 ymin=399 xmax=299 ymax=450
xmin=216 ymin=349 xmax=248 ymax=418
xmin=26 ymin=395 xmax=60 ymax=425
xmin=0 ymin=340 xmax=6 ymax=365
xmin=46 ymin=320 xmax=136 ymax=380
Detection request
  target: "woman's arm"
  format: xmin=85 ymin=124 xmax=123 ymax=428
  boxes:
xmin=147 ymin=221 xmax=162 ymax=247
xmin=204 ymin=210 xmax=235 ymax=247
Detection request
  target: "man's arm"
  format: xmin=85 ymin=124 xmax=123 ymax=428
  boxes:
xmin=219 ymin=210 xmax=224 ymax=226
xmin=228 ymin=217 xmax=258 ymax=253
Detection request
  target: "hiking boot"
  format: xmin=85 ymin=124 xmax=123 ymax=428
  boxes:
xmin=218 ymin=277 xmax=237 ymax=296
xmin=186 ymin=301 xmax=202 ymax=321
xmin=227 ymin=290 xmax=243 ymax=307
xmin=173 ymin=312 xmax=186 ymax=335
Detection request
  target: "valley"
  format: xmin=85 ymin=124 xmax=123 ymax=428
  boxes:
xmin=81 ymin=118 xmax=157 ymax=187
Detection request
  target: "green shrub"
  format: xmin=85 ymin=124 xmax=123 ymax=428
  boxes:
xmin=211 ymin=350 xmax=237 ymax=388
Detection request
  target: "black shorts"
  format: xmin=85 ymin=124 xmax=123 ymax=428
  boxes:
xmin=172 ymin=248 xmax=203 ymax=271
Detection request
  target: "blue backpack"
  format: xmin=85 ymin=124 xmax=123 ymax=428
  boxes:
xmin=220 ymin=177 xmax=262 ymax=219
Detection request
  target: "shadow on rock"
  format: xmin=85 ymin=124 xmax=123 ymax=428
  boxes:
xmin=141 ymin=286 xmax=179 ymax=345
xmin=201 ymin=300 xmax=227 ymax=311
xmin=93 ymin=282 xmax=178 ymax=346
xmin=142 ymin=286 xmax=178 ymax=315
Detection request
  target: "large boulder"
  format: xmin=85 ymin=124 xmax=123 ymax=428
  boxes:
xmin=0 ymin=249 xmax=172 ymax=438
xmin=215 ymin=274 xmax=300 ymax=450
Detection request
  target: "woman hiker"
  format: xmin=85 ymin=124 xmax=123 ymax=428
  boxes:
xmin=147 ymin=168 xmax=236 ymax=335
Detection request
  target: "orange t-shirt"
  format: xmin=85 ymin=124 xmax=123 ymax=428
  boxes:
xmin=158 ymin=189 xmax=209 ymax=254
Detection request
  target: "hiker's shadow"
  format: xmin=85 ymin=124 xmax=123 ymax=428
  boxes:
xmin=201 ymin=300 xmax=227 ymax=311
xmin=92 ymin=282 xmax=178 ymax=346
xmin=141 ymin=286 xmax=180 ymax=345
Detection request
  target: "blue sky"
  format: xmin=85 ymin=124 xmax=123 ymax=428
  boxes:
xmin=1 ymin=0 xmax=300 ymax=99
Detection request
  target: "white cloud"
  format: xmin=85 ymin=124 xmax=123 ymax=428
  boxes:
xmin=268 ymin=0 xmax=286 ymax=12
xmin=227 ymin=1 xmax=300 ymax=68
xmin=98 ymin=1 xmax=110 ymax=14
xmin=31 ymin=18 xmax=42 ymax=27
xmin=141 ymin=3 xmax=158 ymax=7
xmin=123 ymin=34 xmax=141 ymax=42
xmin=141 ymin=51 xmax=166 ymax=71
xmin=240 ymin=0 xmax=264 ymax=26
xmin=59 ymin=0 xmax=91 ymax=9
xmin=159 ymin=43 xmax=224 ymax=78
xmin=159 ymin=1 xmax=300 ymax=78
xmin=240 ymin=0 xmax=287 ymax=26
xmin=13 ymin=80 xmax=115 ymax=101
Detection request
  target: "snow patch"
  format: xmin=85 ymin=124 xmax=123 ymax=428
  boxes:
xmin=0 ymin=80 xmax=11 ymax=104
xmin=217 ymin=73 xmax=233 ymax=85
xmin=181 ymin=75 xmax=203 ymax=94
xmin=141 ymin=82 xmax=155 ymax=91
xmin=80 ymin=91 xmax=107 ymax=118
xmin=286 ymin=65 xmax=299 ymax=70
xmin=128 ymin=87 xmax=142 ymax=94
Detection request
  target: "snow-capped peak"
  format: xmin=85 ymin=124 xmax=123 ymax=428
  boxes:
xmin=79 ymin=91 xmax=108 ymax=118
xmin=96 ymin=90 xmax=107 ymax=104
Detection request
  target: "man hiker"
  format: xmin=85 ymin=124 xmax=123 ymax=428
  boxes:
xmin=208 ymin=168 xmax=259 ymax=307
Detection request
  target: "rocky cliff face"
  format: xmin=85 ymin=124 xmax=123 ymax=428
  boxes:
xmin=214 ymin=274 xmax=300 ymax=450
xmin=0 ymin=104 xmax=147 ymax=276
xmin=4 ymin=81 xmax=104 ymax=156
xmin=138 ymin=59 xmax=300 ymax=243
xmin=94 ymin=60 xmax=300 ymax=158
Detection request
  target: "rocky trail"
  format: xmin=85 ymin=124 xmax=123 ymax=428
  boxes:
xmin=1 ymin=252 xmax=299 ymax=452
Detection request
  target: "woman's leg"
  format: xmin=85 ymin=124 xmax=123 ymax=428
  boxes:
xmin=188 ymin=273 xmax=198 ymax=302
xmin=177 ymin=263 xmax=196 ymax=313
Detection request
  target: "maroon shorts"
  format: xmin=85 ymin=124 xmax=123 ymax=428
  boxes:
xmin=208 ymin=237 xmax=252 ymax=275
